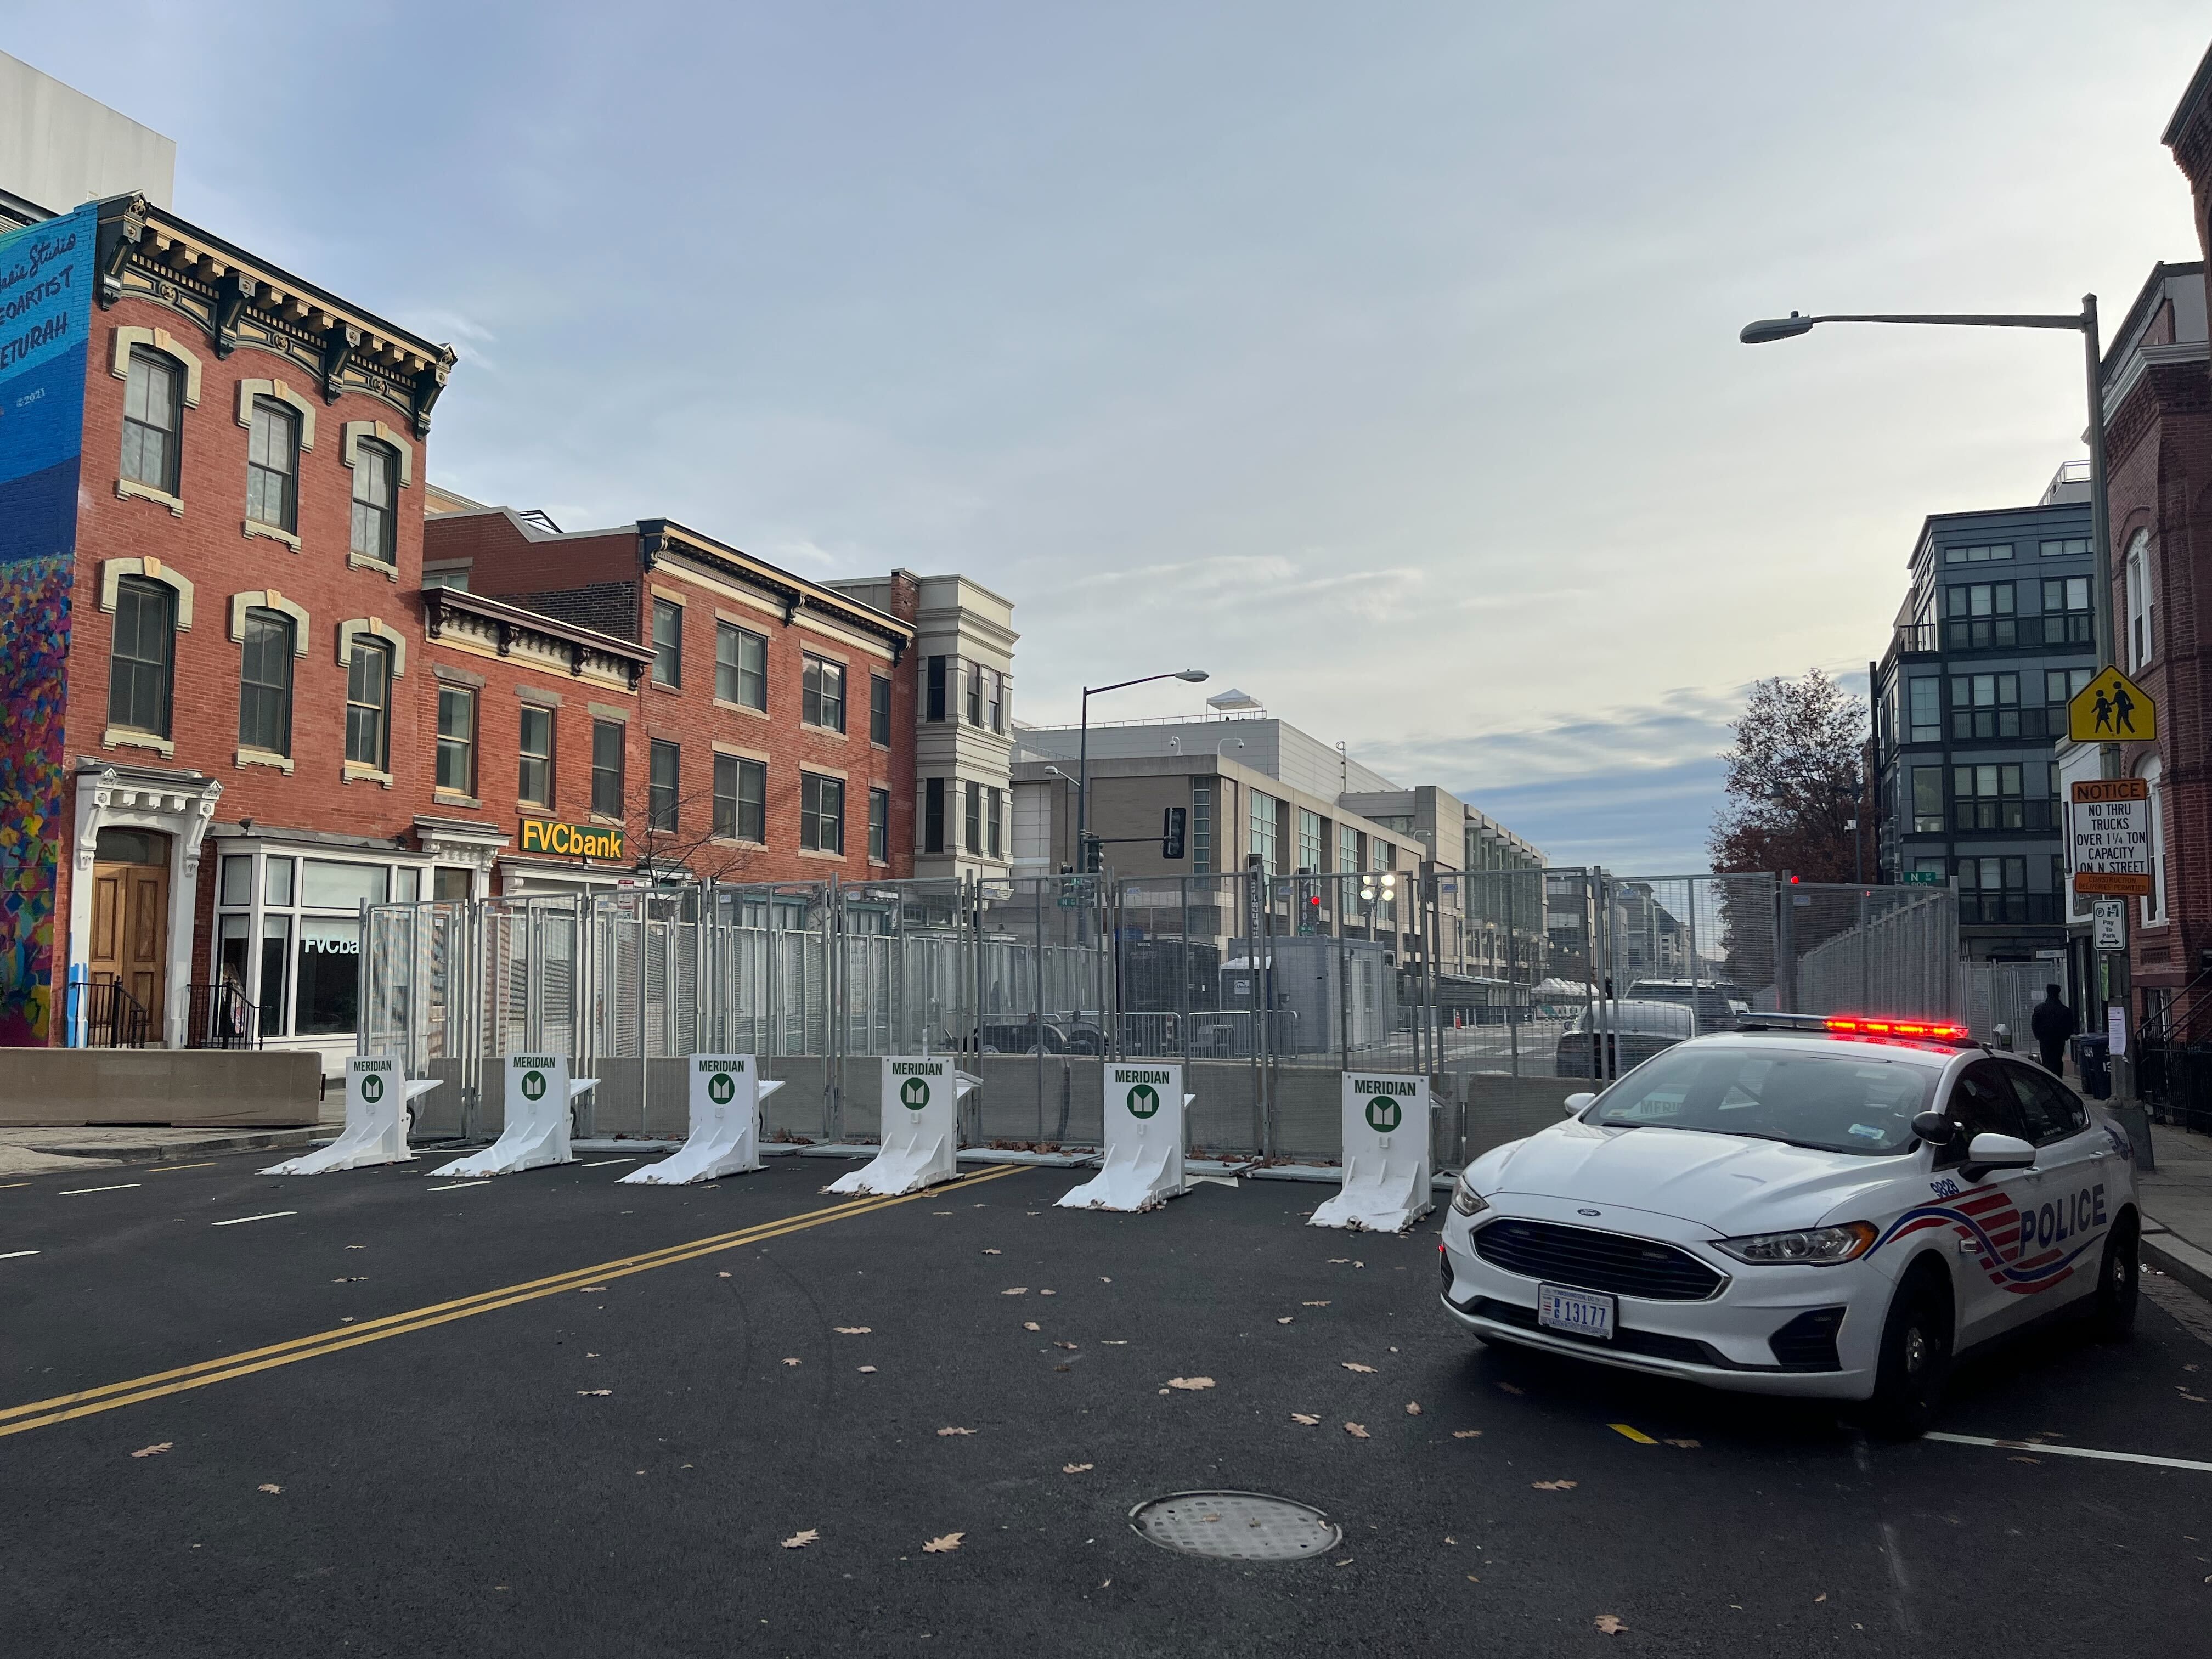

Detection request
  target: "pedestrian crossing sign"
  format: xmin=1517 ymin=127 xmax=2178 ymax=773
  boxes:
xmin=2067 ymin=668 xmax=2156 ymax=743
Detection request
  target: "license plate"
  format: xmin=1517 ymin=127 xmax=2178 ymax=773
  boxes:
xmin=1537 ymin=1283 xmax=1616 ymax=1341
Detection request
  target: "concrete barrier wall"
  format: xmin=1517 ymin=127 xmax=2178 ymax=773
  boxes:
xmin=0 ymin=1049 xmax=323 ymax=1127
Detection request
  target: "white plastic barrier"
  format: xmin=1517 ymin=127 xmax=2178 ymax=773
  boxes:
xmin=1058 ymin=1063 xmax=1192 ymax=1212
xmin=430 ymin=1056 xmax=594 ymax=1179
xmin=619 ymin=1054 xmax=785 ymax=1186
xmin=826 ymin=1056 xmax=977 ymax=1195
xmin=1311 ymin=1072 xmax=1432 ymax=1232
xmin=262 ymin=1057 xmax=442 ymax=1175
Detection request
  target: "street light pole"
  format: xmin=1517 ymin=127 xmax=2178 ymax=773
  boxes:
xmin=1074 ymin=669 xmax=1209 ymax=870
xmin=1741 ymin=300 xmax=2118 ymax=778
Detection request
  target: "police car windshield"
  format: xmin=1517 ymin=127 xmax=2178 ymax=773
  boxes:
xmin=1587 ymin=1046 xmax=1937 ymax=1155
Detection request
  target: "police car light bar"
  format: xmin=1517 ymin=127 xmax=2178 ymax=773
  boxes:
xmin=1823 ymin=1016 xmax=1973 ymax=1045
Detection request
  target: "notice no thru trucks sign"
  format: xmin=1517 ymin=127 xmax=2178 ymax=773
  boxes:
xmin=2070 ymin=778 xmax=2151 ymax=897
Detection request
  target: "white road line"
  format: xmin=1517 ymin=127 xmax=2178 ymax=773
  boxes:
xmin=0 ymin=1249 xmax=40 ymax=1260
xmin=60 ymin=1184 xmax=141 ymax=1195
xmin=210 ymin=1211 xmax=298 ymax=1227
xmin=582 ymin=1158 xmax=636 ymax=1167
xmin=423 ymin=1183 xmax=472 ymax=1192
xmin=1925 ymin=1431 xmax=2212 ymax=1474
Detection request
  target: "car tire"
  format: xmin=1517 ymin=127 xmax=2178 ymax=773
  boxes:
xmin=2090 ymin=1212 xmax=2139 ymax=1344
xmin=1865 ymin=1266 xmax=1953 ymax=1440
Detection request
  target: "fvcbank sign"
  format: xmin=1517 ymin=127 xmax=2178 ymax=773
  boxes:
xmin=518 ymin=818 xmax=625 ymax=861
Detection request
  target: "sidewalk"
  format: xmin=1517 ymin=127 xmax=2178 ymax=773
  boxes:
xmin=0 ymin=1116 xmax=340 ymax=1177
xmin=2139 ymin=1115 xmax=2212 ymax=1301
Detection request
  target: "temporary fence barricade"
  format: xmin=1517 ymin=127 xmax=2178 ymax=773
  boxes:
xmin=432 ymin=1055 xmax=594 ymax=1178
xmin=263 ymin=1057 xmax=441 ymax=1175
xmin=620 ymin=1055 xmax=783 ymax=1186
xmin=1312 ymin=1072 xmax=1432 ymax=1231
xmin=827 ymin=1056 xmax=975 ymax=1195
xmin=1058 ymin=1063 xmax=1192 ymax=1212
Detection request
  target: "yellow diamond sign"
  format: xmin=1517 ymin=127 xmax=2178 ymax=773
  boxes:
xmin=2068 ymin=668 xmax=2156 ymax=743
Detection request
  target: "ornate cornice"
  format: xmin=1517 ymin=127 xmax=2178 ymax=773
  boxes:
xmin=92 ymin=194 xmax=457 ymax=436
xmin=424 ymin=585 xmax=654 ymax=687
xmin=635 ymin=517 xmax=916 ymax=660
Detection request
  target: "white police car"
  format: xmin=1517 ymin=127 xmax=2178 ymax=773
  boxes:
xmin=1439 ymin=1014 xmax=2141 ymax=1436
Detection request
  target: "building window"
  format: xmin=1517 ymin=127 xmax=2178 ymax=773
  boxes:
xmin=1296 ymin=807 xmax=1324 ymax=874
xmin=987 ymin=786 xmax=1003 ymax=861
xmin=349 ymin=440 xmax=398 ymax=563
xmin=422 ymin=567 xmax=469 ymax=591
xmin=434 ymin=687 xmax=475 ymax=794
xmin=109 ymin=575 xmax=176 ymax=737
xmin=216 ymin=851 xmax=419 ymax=1041
xmin=518 ymin=704 xmax=555 ymax=807
xmin=923 ymin=777 xmax=945 ymax=854
xmin=1906 ymin=677 xmax=1940 ymax=743
xmin=346 ymin=641 xmax=391 ymax=769
xmin=1249 ymin=790 xmax=1280 ymax=876
xmin=870 ymin=674 xmax=892 ymax=746
xmin=2141 ymin=755 xmax=2167 ymax=926
xmin=869 ymin=787 xmax=890 ymax=862
xmin=2040 ymin=538 xmax=2090 ymax=558
xmin=1190 ymin=783 xmax=1213 ymax=876
xmin=2044 ymin=667 xmax=2091 ymax=708
xmin=965 ymin=662 xmax=982 ymax=725
xmin=964 ymin=779 xmax=982 ymax=855
xmin=649 ymin=740 xmax=680 ymax=831
xmin=714 ymin=754 xmax=766 ymax=842
xmin=2125 ymin=531 xmax=2154 ymax=669
xmin=651 ymin=598 xmax=682 ymax=687
xmin=1958 ymin=855 xmax=2028 ymax=925
xmin=716 ymin=622 xmax=767 ymax=710
xmin=591 ymin=720 xmax=625 ymax=817
xmin=237 ymin=607 xmax=294 ymax=755
xmin=926 ymin=656 xmax=948 ymax=722
xmin=245 ymin=397 xmax=300 ymax=532
xmin=801 ymin=773 xmax=844 ymax=854
xmin=1953 ymin=763 xmax=2024 ymax=832
xmin=1948 ymin=672 xmax=2018 ymax=740
xmin=1942 ymin=582 xmax=2014 ymax=650
xmin=802 ymin=654 xmax=846 ymax=731
xmin=984 ymin=668 xmax=1003 ymax=733
xmin=1942 ymin=543 xmax=2012 ymax=564
xmin=2036 ymin=575 xmax=2092 ymax=647
xmin=1910 ymin=767 xmax=1945 ymax=834
xmin=121 ymin=347 xmax=181 ymax=494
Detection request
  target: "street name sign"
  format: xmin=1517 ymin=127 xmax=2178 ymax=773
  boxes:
xmin=2069 ymin=778 xmax=2151 ymax=897
xmin=2067 ymin=669 xmax=2157 ymax=743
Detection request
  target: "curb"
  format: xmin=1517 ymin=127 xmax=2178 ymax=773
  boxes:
xmin=31 ymin=1126 xmax=330 ymax=1165
xmin=2140 ymin=1217 xmax=2212 ymax=1304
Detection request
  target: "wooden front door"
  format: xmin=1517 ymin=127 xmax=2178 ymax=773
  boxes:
xmin=88 ymin=830 xmax=171 ymax=1028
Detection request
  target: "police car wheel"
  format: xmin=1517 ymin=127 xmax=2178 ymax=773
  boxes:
xmin=2090 ymin=1213 xmax=2140 ymax=1344
xmin=1866 ymin=1268 xmax=1953 ymax=1440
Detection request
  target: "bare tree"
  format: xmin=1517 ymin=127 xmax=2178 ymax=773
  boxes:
xmin=1708 ymin=669 xmax=1866 ymax=883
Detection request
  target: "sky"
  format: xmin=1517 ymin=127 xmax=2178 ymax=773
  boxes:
xmin=6 ymin=2 xmax=2207 ymax=870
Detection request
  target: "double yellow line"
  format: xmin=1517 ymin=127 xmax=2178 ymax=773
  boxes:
xmin=0 ymin=1164 xmax=1024 ymax=1441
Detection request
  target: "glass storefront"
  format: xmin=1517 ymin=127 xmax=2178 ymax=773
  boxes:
xmin=211 ymin=844 xmax=428 ymax=1042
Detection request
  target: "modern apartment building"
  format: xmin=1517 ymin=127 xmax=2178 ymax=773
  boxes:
xmin=1871 ymin=468 xmax=2098 ymax=960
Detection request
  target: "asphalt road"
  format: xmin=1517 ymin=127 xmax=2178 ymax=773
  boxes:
xmin=3 ymin=1149 xmax=2210 ymax=1657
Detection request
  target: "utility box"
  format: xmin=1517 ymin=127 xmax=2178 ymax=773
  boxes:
xmin=1227 ymin=935 xmax=1395 ymax=1058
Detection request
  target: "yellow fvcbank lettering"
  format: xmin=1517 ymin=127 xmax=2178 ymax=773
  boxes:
xmin=520 ymin=819 xmax=623 ymax=862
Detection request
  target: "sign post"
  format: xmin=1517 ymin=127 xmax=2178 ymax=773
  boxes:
xmin=1058 ymin=1063 xmax=1192 ymax=1211
xmin=2069 ymin=779 xmax=2152 ymax=898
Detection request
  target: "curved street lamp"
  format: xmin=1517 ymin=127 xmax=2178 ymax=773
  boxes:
xmin=1076 ymin=669 xmax=1209 ymax=868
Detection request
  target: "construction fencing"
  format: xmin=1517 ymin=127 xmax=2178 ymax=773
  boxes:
xmin=357 ymin=865 xmax=1963 ymax=1170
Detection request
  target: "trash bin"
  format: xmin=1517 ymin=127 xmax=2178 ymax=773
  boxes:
xmin=2073 ymin=1033 xmax=2111 ymax=1100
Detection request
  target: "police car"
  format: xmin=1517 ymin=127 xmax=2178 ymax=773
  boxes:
xmin=1439 ymin=1014 xmax=2141 ymax=1436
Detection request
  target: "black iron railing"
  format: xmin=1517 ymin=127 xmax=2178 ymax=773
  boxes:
xmin=186 ymin=981 xmax=262 ymax=1049
xmin=78 ymin=976 xmax=151 ymax=1049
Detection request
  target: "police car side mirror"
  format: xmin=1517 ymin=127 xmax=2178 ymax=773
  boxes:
xmin=1962 ymin=1132 xmax=2036 ymax=1183
xmin=1564 ymin=1092 xmax=1596 ymax=1116
xmin=1911 ymin=1112 xmax=1956 ymax=1147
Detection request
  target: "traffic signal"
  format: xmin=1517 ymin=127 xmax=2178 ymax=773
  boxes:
xmin=1084 ymin=835 xmax=1104 ymax=874
xmin=1161 ymin=806 xmax=1187 ymax=860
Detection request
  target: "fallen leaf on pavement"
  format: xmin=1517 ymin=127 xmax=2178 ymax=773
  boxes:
xmin=1328 ymin=1258 xmax=1350 ymax=1264
xmin=833 ymin=1327 xmax=871 ymax=1335
xmin=1165 ymin=1376 xmax=1216 ymax=1391
xmin=857 ymin=1365 xmax=878 ymax=1374
xmin=579 ymin=1285 xmax=607 ymax=1293
xmin=1814 ymin=1593 xmax=1827 ymax=1603
xmin=1063 ymin=1463 xmax=1094 ymax=1474
xmin=1341 ymin=1362 xmax=1376 ymax=1374
xmin=577 ymin=1389 xmax=613 ymax=1397
xmin=1291 ymin=1413 xmax=1321 ymax=1425
xmin=345 ymin=1245 xmax=366 ymax=1250
xmin=1466 ymin=1574 xmax=1481 ymax=1583
xmin=1039 ymin=1289 xmax=1057 ymax=1296
xmin=922 ymin=1532 xmax=964 ymax=1554
xmin=1302 ymin=1300 xmax=1330 ymax=1307
xmin=1023 ymin=1321 xmax=1041 ymax=1331
xmin=936 ymin=1427 xmax=975 ymax=1437
xmin=2181 ymin=1391 xmax=2207 ymax=1403
xmin=257 ymin=1483 xmax=282 ymax=1495
xmin=1344 ymin=1422 xmax=1370 ymax=1439
xmin=1532 ymin=1480 xmax=1578 ymax=1491
xmin=2009 ymin=1455 xmax=2041 ymax=1464
xmin=131 ymin=1443 xmax=172 ymax=1459
xmin=1002 ymin=1288 xmax=1029 ymax=1296
xmin=1277 ymin=1317 xmax=1294 ymax=1324
xmin=1452 ymin=1430 xmax=1482 ymax=1439
xmin=782 ymin=1358 xmax=801 ymax=1367
xmin=781 ymin=1530 xmax=819 ymax=1549
xmin=1101 ymin=1339 xmax=1128 ymax=1344
xmin=1099 ymin=1277 xmax=1111 ymax=1283
xmin=1054 ymin=1341 xmax=1079 ymax=1350
xmin=981 ymin=1249 xmax=1001 ymax=1256
xmin=718 ymin=1272 xmax=732 ymax=1278
xmin=1594 ymin=1615 xmax=1626 ymax=1635
xmin=1663 ymin=1438 xmax=1701 ymax=1449
xmin=1406 ymin=1402 xmax=1423 ymax=1415
xmin=1497 ymin=1382 xmax=1525 ymax=1396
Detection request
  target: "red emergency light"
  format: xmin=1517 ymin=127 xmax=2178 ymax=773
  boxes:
xmin=1823 ymin=1015 xmax=1972 ymax=1044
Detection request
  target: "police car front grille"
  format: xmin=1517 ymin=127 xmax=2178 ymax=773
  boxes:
xmin=1471 ymin=1220 xmax=1725 ymax=1301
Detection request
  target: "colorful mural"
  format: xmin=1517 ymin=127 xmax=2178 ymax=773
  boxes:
xmin=0 ymin=204 xmax=96 ymax=1045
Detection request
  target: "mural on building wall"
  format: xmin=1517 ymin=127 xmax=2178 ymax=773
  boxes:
xmin=0 ymin=204 xmax=95 ymax=1044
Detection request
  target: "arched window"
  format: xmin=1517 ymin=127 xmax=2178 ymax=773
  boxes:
xmin=238 ymin=608 xmax=296 ymax=757
xmin=121 ymin=347 xmax=183 ymax=495
xmin=108 ymin=576 xmax=176 ymax=738
xmin=349 ymin=438 xmax=398 ymax=565
xmin=2124 ymin=529 xmax=2155 ymax=671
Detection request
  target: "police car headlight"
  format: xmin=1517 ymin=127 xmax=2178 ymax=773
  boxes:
xmin=1450 ymin=1173 xmax=1490 ymax=1218
xmin=1712 ymin=1221 xmax=1876 ymax=1265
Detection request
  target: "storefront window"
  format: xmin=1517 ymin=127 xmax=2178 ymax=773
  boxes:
xmin=302 ymin=859 xmax=388 ymax=910
xmin=211 ymin=849 xmax=419 ymax=1042
xmin=295 ymin=918 xmax=362 ymax=1036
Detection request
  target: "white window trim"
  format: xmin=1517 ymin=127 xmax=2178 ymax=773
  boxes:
xmin=340 ymin=419 xmax=415 ymax=488
xmin=235 ymin=377 xmax=318 ymax=452
xmin=2125 ymin=529 xmax=2153 ymax=671
xmin=336 ymin=617 xmax=408 ymax=679
xmin=228 ymin=589 xmax=311 ymax=653
xmin=2141 ymin=756 xmax=2168 ymax=926
xmin=99 ymin=555 xmax=194 ymax=630
xmin=110 ymin=325 xmax=204 ymax=407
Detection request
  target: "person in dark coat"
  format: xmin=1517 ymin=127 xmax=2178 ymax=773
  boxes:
xmin=2029 ymin=984 xmax=2076 ymax=1074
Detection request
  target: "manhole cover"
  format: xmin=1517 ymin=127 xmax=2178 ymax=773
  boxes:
xmin=1128 ymin=1491 xmax=1341 ymax=1561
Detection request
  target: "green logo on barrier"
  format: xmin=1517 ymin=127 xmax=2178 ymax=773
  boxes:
xmin=901 ymin=1077 xmax=932 ymax=1110
xmin=708 ymin=1072 xmax=736 ymax=1106
xmin=521 ymin=1069 xmax=548 ymax=1102
xmin=1126 ymin=1083 xmax=1160 ymax=1119
xmin=1364 ymin=1096 xmax=1402 ymax=1134
xmin=360 ymin=1074 xmax=384 ymax=1104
